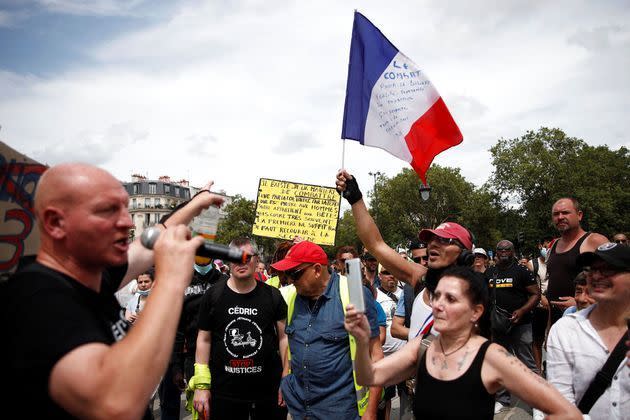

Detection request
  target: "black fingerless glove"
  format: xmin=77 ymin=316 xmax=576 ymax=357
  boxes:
xmin=340 ymin=176 xmax=363 ymax=205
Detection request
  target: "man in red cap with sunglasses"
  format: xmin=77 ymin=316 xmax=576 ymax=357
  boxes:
xmin=335 ymin=170 xmax=475 ymax=306
xmin=272 ymin=240 xmax=383 ymax=420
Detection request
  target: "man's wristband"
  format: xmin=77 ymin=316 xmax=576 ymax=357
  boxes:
xmin=340 ymin=176 xmax=363 ymax=205
xmin=193 ymin=363 xmax=211 ymax=389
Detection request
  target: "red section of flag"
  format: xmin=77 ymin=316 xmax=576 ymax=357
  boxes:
xmin=404 ymin=97 xmax=463 ymax=184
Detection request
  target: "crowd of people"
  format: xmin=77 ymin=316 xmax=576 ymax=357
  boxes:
xmin=0 ymin=163 xmax=628 ymax=420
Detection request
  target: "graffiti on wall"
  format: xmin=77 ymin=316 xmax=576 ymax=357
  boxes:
xmin=0 ymin=142 xmax=47 ymax=274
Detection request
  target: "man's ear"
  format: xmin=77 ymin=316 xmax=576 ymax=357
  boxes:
xmin=41 ymin=207 xmax=66 ymax=239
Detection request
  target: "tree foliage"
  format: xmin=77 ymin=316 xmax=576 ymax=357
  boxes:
xmin=215 ymin=195 xmax=277 ymax=258
xmin=333 ymin=209 xmax=361 ymax=251
xmin=215 ymin=127 xmax=629 ymax=262
xmin=368 ymin=166 xmax=501 ymax=250
xmin=489 ymin=127 xmax=630 ymax=243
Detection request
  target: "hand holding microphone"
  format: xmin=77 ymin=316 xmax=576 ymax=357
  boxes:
xmin=141 ymin=227 xmax=252 ymax=264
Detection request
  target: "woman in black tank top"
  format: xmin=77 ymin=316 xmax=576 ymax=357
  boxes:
xmin=344 ymin=267 xmax=582 ymax=420
xmin=414 ymin=340 xmax=493 ymax=418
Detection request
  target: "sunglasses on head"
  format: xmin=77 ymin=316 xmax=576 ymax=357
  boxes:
xmin=285 ymin=264 xmax=312 ymax=282
xmin=412 ymin=256 xmax=429 ymax=263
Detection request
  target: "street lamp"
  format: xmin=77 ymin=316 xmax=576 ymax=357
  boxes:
xmin=368 ymin=171 xmax=383 ymax=223
xmin=419 ymin=182 xmax=431 ymax=201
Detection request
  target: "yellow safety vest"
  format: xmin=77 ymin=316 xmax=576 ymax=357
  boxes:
xmin=266 ymin=275 xmax=281 ymax=288
xmin=283 ymin=275 xmax=370 ymax=416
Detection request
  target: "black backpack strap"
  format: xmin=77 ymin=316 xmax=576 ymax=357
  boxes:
xmin=578 ymin=333 xmax=628 ymax=413
xmin=378 ymin=286 xmax=399 ymax=304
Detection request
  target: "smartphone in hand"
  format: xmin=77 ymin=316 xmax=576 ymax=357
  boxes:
xmin=345 ymin=258 xmax=365 ymax=313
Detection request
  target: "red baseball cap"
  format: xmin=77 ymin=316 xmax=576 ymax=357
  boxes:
xmin=270 ymin=241 xmax=329 ymax=271
xmin=418 ymin=222 xmax=473 ymax=250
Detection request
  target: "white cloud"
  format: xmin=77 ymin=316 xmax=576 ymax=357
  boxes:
xmin=1 ymin=0 xmax=629 ymax=202
xmin=35 ymin=0 xmax=146 ymax=16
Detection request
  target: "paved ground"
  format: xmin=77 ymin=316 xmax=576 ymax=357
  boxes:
xmin=153 ymin=393 xmax=534 ymax=419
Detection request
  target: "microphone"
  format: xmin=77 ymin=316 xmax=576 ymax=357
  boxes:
xmin=140 ymin=227 xmax=250 ymax=264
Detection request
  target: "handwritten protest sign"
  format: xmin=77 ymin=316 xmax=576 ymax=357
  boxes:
xmin=252 ymin=179 xmax=341 ymax=246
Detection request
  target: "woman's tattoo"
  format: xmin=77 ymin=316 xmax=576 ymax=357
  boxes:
xmin=457 ymin=348 xmax=471 ymax=371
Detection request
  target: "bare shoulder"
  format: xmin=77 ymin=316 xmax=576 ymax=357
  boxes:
xmin=583 ymin=232 xmax=609 ymax=251
xmin=483 ymin=342 xmax=516 ymax=369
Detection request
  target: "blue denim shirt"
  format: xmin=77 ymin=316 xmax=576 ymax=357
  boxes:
xmin=281 ymin=272 xmax=379 ymax=420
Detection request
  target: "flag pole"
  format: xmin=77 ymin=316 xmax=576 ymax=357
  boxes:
xmin=341 ymin=138 xmax=346 ymax=170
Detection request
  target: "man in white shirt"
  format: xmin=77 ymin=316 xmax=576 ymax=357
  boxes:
xmin=547 ymin=242 xmax=629 ymax=420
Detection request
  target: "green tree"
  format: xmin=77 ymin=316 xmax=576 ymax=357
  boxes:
xmin=368 ymin=166 xmax=501 ymax=250
xmin=333 ymin=209 xmax=361 ymax=250
xmin=215 ymin=195 xmax=277 ymax=258
xmin=489 ymin=127 xmax=630 ymax=242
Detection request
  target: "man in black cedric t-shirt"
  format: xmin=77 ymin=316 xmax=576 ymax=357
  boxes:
xmin=192 ymin=237 xmax=288 ymax=420
xmin=485 ymin=240 xmax=540 ymax=411
xmin=0 ymin=163 xmax=224 ymax=419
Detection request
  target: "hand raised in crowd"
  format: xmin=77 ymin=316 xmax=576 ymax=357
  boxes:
xmin=336 ymin=169 xmax=363 ymax=205
xmin=193 ymin=180 xmax=225 ymax=209
xmin=344 ymin=304 xmax=371 ymax=345
xmin=153 ymin=225 xmax=205 ymax=291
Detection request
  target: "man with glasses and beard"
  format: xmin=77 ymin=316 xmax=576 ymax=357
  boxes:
xmin=191 ymin=237 xmax=288 ymax=420
xmin=272 ymin=241 xmax=383 ymax=420
xmin=485 ymin=240 xmax=540 ymax=414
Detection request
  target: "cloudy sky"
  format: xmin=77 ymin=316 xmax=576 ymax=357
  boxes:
xmin=1 ymin=0 xmax=629 ymax=202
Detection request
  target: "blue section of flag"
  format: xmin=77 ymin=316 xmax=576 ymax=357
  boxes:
xmin=341 ymin=11 xmax=399 ymax=143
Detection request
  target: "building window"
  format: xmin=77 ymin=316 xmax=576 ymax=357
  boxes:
xmin=164 ymin=184 xmax=170 ymax=193
xmin=174 ymin=186 xmax=180 ymax=197
xmin=145 ymin=198 xmax=150 ymax=207
xmin=184 ymin=189 xmax=190 ymax=199
xmin=132 ymin=198 xmax=137 ymax=209
xmin=155 ymin=198 xmax=161 ymax=208
xmin=146 ymin=213 xmax=151 ymax=225
xmin=149 ymin=183 xmax=157 ymax=194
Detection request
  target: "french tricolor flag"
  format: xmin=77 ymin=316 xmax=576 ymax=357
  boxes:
xmin=341 ymin=12 xmax=463 ymax=184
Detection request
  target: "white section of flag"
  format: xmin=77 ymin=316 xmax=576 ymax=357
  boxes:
xmin=363 ymin=51 xmax=440 ymax=163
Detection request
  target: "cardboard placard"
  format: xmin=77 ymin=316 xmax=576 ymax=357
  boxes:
xmin=252 ymin=178 xmax=340 ymax=246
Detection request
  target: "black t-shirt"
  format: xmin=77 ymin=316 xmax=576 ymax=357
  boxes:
xmin=486 ymin=261 xmax=537 ymax=324
xmin=197 ymin=279 xmax=287 ymax=401
xmin=2 ymin=262 xmax=151 ymax=419
xmin=172 ymin=267 xmax=228 ymax=373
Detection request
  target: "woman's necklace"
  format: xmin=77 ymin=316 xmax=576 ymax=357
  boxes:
xmin=439 ymin=332 xmax=471 ymax=357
